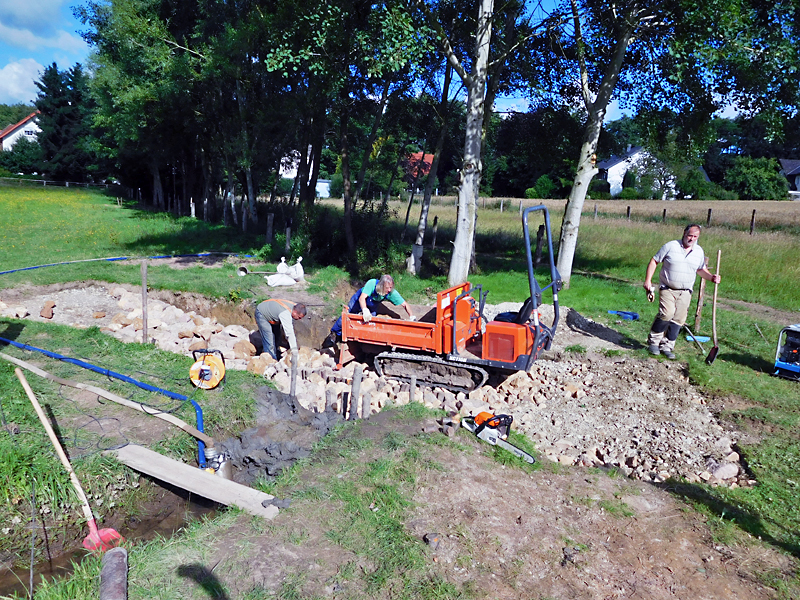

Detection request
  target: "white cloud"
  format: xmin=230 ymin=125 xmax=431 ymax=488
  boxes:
xmin=0 ymin=0 xmax=65 ymax=37
xmin=0 ymin=58 xmax=44 ymax=104
xmin=0 ymin=19 xmax=86 ymax=55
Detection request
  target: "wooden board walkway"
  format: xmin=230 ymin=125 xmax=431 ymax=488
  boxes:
xmin=108 ymin=444 xmax=279 ymax=520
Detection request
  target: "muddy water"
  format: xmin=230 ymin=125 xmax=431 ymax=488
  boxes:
xmin=0 ymin=479 xmax=218 ymax=598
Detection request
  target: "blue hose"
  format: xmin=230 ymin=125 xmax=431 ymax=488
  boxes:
xmin=0 ymin=337 xmax=208 ymax=468
xmin=0 ymin=252 xmax=254 ymax=276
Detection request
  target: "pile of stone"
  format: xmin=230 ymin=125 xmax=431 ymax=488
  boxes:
xmin=252 ymin=348 xmax=749 ymax=490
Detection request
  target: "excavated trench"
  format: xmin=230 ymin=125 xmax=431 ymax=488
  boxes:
xmin=0 ymin=288 xmax=344 ymax=596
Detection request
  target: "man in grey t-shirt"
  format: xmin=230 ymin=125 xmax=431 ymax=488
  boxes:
xmin=643 ymin=224 xmax=720 ymax=359
xmin=255 ymin=299 xmax=306 ymax=360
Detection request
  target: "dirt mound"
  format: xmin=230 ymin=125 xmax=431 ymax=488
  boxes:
xmin=220 ymin=386 xmax=342 ymax=485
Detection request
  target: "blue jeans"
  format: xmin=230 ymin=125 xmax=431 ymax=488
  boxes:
xmin=330 ymin=291 xmax=378 ymax=337
xmin=255 ymin=308 xmax=283 ymax=359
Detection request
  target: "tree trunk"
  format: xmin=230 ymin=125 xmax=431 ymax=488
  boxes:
xmin=299 ymin=106 xmax=325 ymax=214
xmin=353 ymin=80 xmax=392 ymax=206
xmin=383 ymin=138 xmax=407 ymax=209
xmin=447 ymin=0 xmax=493 ymax=286
xmin=339 ymin=89 xmax=356 ymax=257
xmin=556 ymin=3 xmax=633 ymax=287
xmin=413 ymin=62 xmax=452 ymax=254
xmin=401 ymin=148 xmax=428 ymax=242
xmin=244 ymin=166 xmax=256 ymax=232
xmin=150 ymin=162 xmax=164 ymax=210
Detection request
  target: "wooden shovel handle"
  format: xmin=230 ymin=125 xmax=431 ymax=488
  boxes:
xmin=15 ymin=368 xmax=95 ymax=524
xmin=711 ymin=250 xmax=721 ymax=346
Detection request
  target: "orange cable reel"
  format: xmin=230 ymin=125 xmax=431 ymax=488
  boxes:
xmin=189 ymin=349 xmax=226 ymax=389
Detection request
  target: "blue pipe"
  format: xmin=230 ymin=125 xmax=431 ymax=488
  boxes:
xmin=0 ymin=337 xmax=208 ymax=468
xmin=0 ymin=252 xmax=253 ymax=276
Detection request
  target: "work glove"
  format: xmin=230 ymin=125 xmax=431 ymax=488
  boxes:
xmin=362 ymin=308 xmax=371 ymax=322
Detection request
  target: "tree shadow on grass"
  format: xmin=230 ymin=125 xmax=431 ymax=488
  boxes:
xmin=718 ymin=350 xmax=776 ymax=374
xmin=177 ymin=564 xmax=231 ymax=600
xmin=659 ymin=481 xmax=800 ymax=560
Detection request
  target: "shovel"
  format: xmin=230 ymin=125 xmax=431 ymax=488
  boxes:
xmin=15 ymin=368 xmax=124 ymax=552
xmin=705 ymin=250 xmax=721 ymax=365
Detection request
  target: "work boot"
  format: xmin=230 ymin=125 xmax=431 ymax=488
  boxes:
xmin=321 ymin=332 xmax=337 ymax=349
xmin=648 ymin=344 xmax=660 ymax=356
xmin=662 ymin=350 xmax=676 ymax=360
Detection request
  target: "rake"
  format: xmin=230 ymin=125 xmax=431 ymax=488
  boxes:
xmin=15 ymin=369 xmax=124 ymax=552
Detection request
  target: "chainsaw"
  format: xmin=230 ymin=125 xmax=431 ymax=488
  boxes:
xmin=461 ymin=412 xmax=535 ymax=464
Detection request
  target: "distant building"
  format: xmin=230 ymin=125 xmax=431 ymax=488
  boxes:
xmin=595 ymin=146 xmax=647 ymax=196
xmin=316 ymin=179 xmax=331 ymax=198
xmin=779 ymin=159 xmax=800 ymax=197
xmin=405 ymin=152 xmax=434 ymax=180
xmin=0 ymin=111 xmax=40 ymax=151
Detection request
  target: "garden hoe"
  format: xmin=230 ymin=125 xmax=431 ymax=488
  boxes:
xmin=15 ymin=368 xmax=124 ymax=552
xmin=236 ymin=266 xmax=277 ymax=277
xmin=706 ymin=250 xmax=721 ymax=365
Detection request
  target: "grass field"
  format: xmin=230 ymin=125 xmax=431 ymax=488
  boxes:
xmin=2 ymin=188 xmax=800 ymax=597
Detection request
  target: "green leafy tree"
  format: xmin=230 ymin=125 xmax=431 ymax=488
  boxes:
xmin=724 ymin=156 xmax=789 ymax=200
xmin=0 ymin=104 xmax=35 ymax=130
xmin=530 ymin=0 xmax=800 ymax=287
xmin=34 ymin=63 xmax=97 ymax=182
xmin=0 ymin=137 xmax=43 ymax=175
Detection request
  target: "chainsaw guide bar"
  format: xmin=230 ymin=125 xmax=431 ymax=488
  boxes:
xmin=462 ymin=412 xmax=535 ymax=464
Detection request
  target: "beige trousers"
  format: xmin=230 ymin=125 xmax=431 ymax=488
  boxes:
xmin=647 ymin=289 xmax=692 ymax=352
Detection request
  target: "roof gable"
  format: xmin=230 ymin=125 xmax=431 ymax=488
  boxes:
xmin=0 ymin=111 xmax=40 ymax=140
xmin=779 ymin=159 xmax=800 ymax=176
xmin=596 ymin=146 xmax=644 ymax=170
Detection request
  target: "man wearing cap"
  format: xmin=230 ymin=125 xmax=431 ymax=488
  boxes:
xmin=255 ymin=299 xmax=306 ymax=360
xmin=643 ymin=224 xmax=720 ymax=359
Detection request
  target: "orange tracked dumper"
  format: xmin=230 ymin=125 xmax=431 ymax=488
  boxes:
xmin=337 ymin=205 xmax=562 ymax=391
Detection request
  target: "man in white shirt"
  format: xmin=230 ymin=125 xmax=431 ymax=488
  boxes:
xmin=643 ymin=224 xmax=720 ymax=359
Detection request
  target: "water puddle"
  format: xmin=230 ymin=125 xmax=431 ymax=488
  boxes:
xmin=0 ymin=480 xmax=218 ymax=598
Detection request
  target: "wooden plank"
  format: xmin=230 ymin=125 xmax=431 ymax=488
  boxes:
xmin=108 ymin=445 xmax=278 ymax=520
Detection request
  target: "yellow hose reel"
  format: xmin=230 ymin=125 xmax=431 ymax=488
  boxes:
xmin=189 ymin=349 xmax=226 ymax=389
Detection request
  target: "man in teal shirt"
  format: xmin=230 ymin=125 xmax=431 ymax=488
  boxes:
xmin=324 ymin=274 xmax=414 ymax=346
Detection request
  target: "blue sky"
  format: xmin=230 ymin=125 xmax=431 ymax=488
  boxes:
xmin=0 ymin=0 xmax=90 ymax=105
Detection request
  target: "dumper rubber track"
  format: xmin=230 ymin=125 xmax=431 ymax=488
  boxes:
xmin=374 ymin=352 xmax=488 ymax=392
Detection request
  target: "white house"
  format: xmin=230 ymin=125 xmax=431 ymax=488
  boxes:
xmin=596 ymin=145 xmax=677 ymax=199
xmin=595 ymin=146 xmax=647 ymax=196
xmin=779 ymin=159 xmax=800 ymax=199
xmin=316 ymin=179 xmax=331 ymax=198
xmin=0 ymin=111 xmax=40 ymax=151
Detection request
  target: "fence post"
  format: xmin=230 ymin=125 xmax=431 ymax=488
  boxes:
xmin=141 ymin=261 xmax=148 ymax=344
xmin=626 ymin=206 xmax=631 ymax=220
xmin=662 ymin=208 xmax=666 ymax=223
xmin=500 ymin=199 xmax=504 ymax=212
xmin=750 ymin=209 xmax=756 ymax=235
xmin=519 ymin=200 xmax=523 ymax=215
xmin=409 ymin=376 xmax=416 ymax=404
xmin=361 ymin=392 xmax=371 ymax=420
xmin=706 ymin=208 xmax=712 ymax=227
xmin=594 ymin=203 xmax=597 ymax=220
xmin=350 ymin=365 xmax=362 ymax=420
